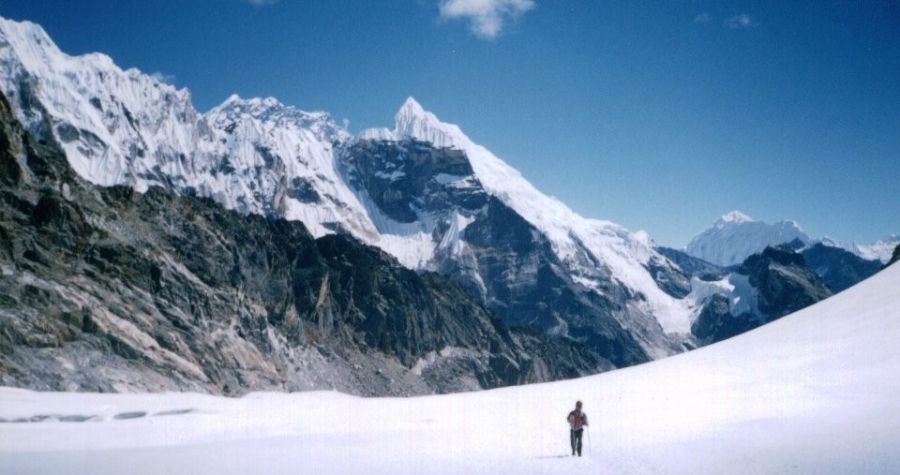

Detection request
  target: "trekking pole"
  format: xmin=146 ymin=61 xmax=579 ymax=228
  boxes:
xmin=586 ymin=426 xmax=593 ymax=456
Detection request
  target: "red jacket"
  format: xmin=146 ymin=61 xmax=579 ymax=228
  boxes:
xmin=567 ymin=410 xmax=588 ymax=430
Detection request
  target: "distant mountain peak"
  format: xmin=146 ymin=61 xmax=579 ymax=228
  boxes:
xmin=688 ymin=212 xmax=811 ymax=266
xmin=394 ymin=96 xmax=430 ymax=131
xmin=809 ymin=235 xmax=898 ymax=264
xmin=207 ymin=94 xmax=343 ymax=141
xmin=716 ymin=210 xmax=754 ymax=225
xmin=845 ymin=235 xmax=900 ymax=264
xmin=213 ymin=94 xmax=284 ymax=113
xmin=222 ymin=93 xmax=243 ymax=104
xmin=0 ymin=17 xmax=55 ymax=51
xmin=398 ymin=96 xmax=426 ymax=118
xmin=354 ymin=97 xmax=433 ymax=143
xmin=393 ymin=97 xmax=466 ymax=149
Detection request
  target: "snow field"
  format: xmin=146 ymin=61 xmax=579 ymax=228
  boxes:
xmin=2 ymin=264 xmax=899 ymax=474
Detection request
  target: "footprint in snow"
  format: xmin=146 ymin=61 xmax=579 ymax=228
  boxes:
xmin=58 ymin=414 xmax=98 ymax=422
xmin=153 ymin=408 xmax=194 ymax=417
xmin=113 ymin=411 xmax=147 ymax=420
xmin=0 ymin=414 xmax=98 ymax=423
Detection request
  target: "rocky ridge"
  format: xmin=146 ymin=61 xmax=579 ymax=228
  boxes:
xmin=0 ymin=17 xmax=693 ymax=367
xmin=0 ymin=91 xmax=600 ymax=395
xmin=689 ymin=245 xmax=833 ymax=344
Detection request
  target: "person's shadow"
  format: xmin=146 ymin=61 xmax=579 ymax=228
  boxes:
xmin=532 ymin=454 xmax=572 ymax=459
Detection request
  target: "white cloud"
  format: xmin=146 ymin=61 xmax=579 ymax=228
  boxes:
xmin=693 ymin=12 xmax=711 ymax=25
xmin=439 ymin=0 xmax=535 ymax=39
xmin=724 ymin=13 xmax=757 ymax=29
xmin=149 ymin=72 xmax=176 ymax=84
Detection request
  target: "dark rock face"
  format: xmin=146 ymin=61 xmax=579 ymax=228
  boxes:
xmin=341 ymin=140 xmax=485 ymax=223
xmin=691 ymin=245 xmax=832 ymax=345
xmin=285 ymin=177 xmax=321 ymax=204
xmin=739 ymin=246 xmax=833 ymax=320
xmin=340 ymin=139 xmax=655 ymax=369
xmin=801 ymin=243 xmax=882 ymax=293
xmin=656 ymin=247 xmax=724 ymax=281
xmin=887 ymin=244 xmax=900 ymax=267
xmin=461 ymin=197 xmax=649 ymax=368
xmin=646 ymin=253 xmax=693 ymax=298
xmin=0 ymin=92 xmax=599 ymax=396
xmin=783 ymin=238 xmax=807 ymax=251
xmin=691 ymin=294 xmax=759 ymax=343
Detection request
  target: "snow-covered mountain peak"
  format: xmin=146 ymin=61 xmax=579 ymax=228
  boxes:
xmin=383 ymin=96 xmax=691 ymax=336
xmin=210 ymin=94 xmax=291 ymax=121
xmin=812 ymin=235 xmax=899 ymax=264
xmin=0 ymin=16 xmax=701 ymax=358
xmin=207 ymin=93 xmax=349 ymax=143
xmin=688 ymin=213 xmax=812 ymax=266
xmin=397 ymin=96 xmax=426 ymax=118
xmin=393 ymin=96 xmax=467 ymax=149
xmin=716 ymin=210 xmax=753 ymax=226
xmin=841 ymin=234 xmax=900 ymax=264
xmin=819 ymin=236 xmax=842 ymax=248
xmin=0 ymin=17 xmax=178 ymax=96
xmin=0 ymin=17 xmax=58 ymax=57
xmin=220 ymin=94 xmax=282 ymax=110
xmin=0 ymin=16 xmax=201 ymax=188
xmin=356 ymin=127 xmax=396 ymax=142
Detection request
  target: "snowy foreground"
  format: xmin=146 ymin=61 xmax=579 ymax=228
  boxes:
xmin=2 ymin=265 xmax=899 ymax=474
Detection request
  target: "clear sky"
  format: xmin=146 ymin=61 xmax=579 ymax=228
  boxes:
xmin=1 ymin=0 xmax=898 ymax=247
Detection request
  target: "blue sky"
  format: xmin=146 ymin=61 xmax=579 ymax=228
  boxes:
xmin=1 ymin=0 xmax=898 ymax=247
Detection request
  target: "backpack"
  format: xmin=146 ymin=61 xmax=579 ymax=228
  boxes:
xmin=568 ymin=410 xmax=586 ymax=430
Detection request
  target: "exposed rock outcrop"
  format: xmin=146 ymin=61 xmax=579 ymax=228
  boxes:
xmin=801 ymin=243 xmax=882 ymax=293
xmin=691 ymin=245 xmax=832 ymax=345
xmin=0 ymin=92 xmax=599 ymax=396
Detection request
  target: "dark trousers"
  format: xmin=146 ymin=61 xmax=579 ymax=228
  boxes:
xmin=570 ymin=428 xmax=583 ymax=456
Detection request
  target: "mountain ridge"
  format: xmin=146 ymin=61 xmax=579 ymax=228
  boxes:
xmin=4 ymin=15 xmax=891 ymax=377
xmin=0 ymin=16 xmax=697 ymax=364
xmin=687 ymin=210 xmax=896 ymax=266
xmin=0 ymin=88 xmax=605 ymax=395
xmin=686 ymin=211 xmax=810 ymax=266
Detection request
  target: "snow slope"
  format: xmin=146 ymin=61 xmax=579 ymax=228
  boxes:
xmin=3 ymin=263 xmax=898 ymax=474
xmin=687 ymin=211 xmax=811 ymax=266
